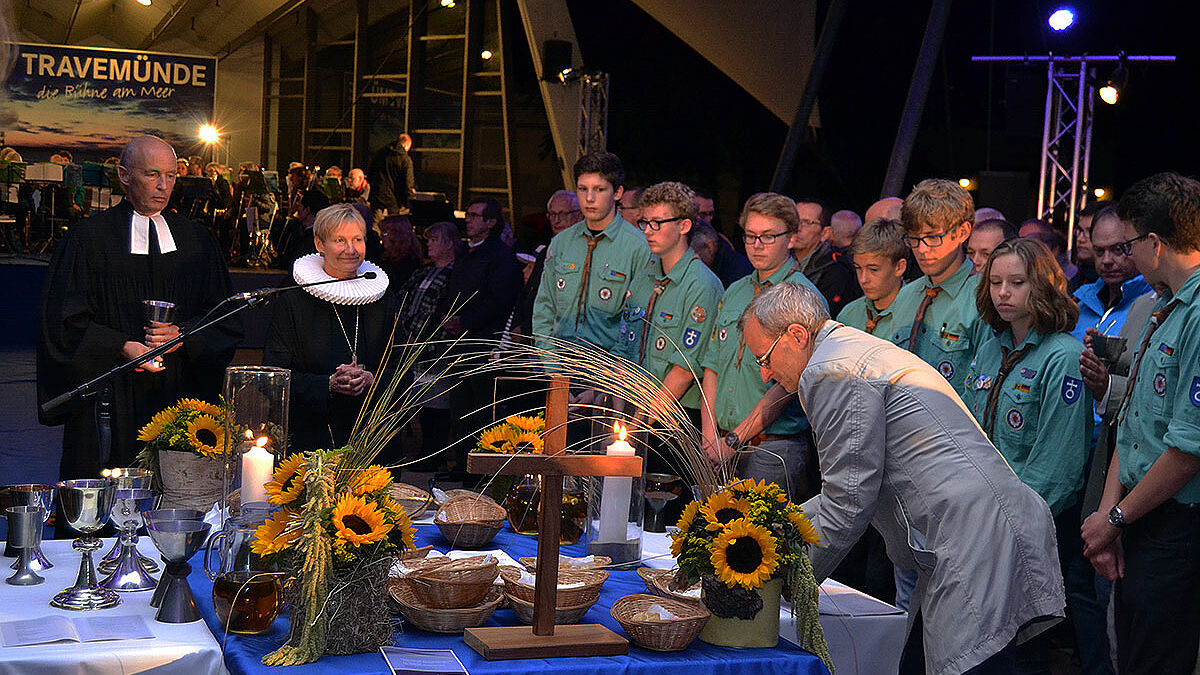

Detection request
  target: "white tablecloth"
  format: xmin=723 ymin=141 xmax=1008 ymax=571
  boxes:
xmin=640 ymin=530 xmax=907 ymax=675
xmin=0 ymin=537 xmax=228 ymax=675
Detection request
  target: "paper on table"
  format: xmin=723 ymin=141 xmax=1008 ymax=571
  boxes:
xmin=0 ymin=614 xmax=154 ymax=647
xmin=445 ymin=548 xmax=519 ymax=569
xmin=379 ymin=646 xmax=468 ymax=675
xmin=817 ymin=583 xmax=904 ymax=616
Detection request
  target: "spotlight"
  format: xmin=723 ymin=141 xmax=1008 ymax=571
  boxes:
xmin=481 ymin=50 xmax=493 ymax=60
xmin=137 ymin=0 xmax=152 ymax=5
xmin=958 ymin=177 xmax=977 ymax=191
xmin=198 ymin=124 xmax=219 ymax=144
xmin=1099 ymin=65 xmax=1127 ymax=105
xmin=1047 ymin=7 xmax=1075 ymax=32
xmin=557 ymin=66 xmax=583 ymax=85
xmin=1093 ymin=187 xmax=1108 ymax=199
xmin=439 ymin=0 xmax=455 ymax=7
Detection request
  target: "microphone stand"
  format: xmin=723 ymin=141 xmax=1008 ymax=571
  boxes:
xmin=40 ymin=272 xmax=374 ymax=418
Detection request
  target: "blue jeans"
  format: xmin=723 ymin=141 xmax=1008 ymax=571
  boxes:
xmin=736 ymin=436 xmax=806 ymax=500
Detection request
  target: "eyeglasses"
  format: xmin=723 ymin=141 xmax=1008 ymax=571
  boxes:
xmin=1115 ymin=232 xmax=1150 ymax=256
xmin=743 ymin=230 xmax=791 ymax=246
xmin=636 ymin=216 xmax=684 ymax=231
xmin=548 ymin=210 xmax=580 ymax=220
xmin=754 ymin=333 xmax=786 ymax=368
xmin=797 ymin=218 xmax=823 ymax=229
xmin=902 ymin=229 xmax=955 ymax=249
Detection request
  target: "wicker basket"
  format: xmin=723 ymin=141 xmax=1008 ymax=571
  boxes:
xmin=519 ymin=555 xmax=612 ymax=572
xmin=388 ymin=483 xmax=434 ymax=519
xmin=404 ymin=556 xmax=499 ymax=608
xmin=637 ymin=568 xmax=702 ymax=606
xmin=506 ymin=593 xmax=597 ymax=626
xmin=611 ymin=594 xmax=710 ymax=652
xmin=413 ymin=555 xmax=499 ymax=584
xmin=499 ymin=566 xmax=608 ymax=607
xmin=434 ymin=495 xmax=507 ymax=548
xmin=389 ymin=580 xmax=504 ymax=634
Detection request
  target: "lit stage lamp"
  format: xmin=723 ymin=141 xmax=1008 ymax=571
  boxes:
xmin=199 ymin=124 xmax=220 ymax=144
xmin=557 ymin=67 xmax=583 ymax=85
xmin=1048 ymin=7 xmax=1075 ymax=32
xmin=1099 ymin=65 xmax=1127 ymax=105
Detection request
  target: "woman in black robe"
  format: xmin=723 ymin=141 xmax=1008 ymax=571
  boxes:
xmin=263 ymin=203 xmax=396 ymax=454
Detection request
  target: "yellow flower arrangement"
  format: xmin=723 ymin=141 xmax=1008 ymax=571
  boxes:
xmin=186 ymin=415 xmax=226 ymax=458
xmin=252 ymin=508 xmax=302 ymax=555
xmin=701 ymin=492 xmax=753 ymax=531
xmin=710 ymin=518 xmax=781 ymax=589
xmin=505 ymin=414 xmax=544 ymax=433
xmin=332 ymin=494 xmax=392 ymax=546
xmin=177 ymin=398 xmax=224 ymax=418
xmin=471 ymin=412 xmax=547 ymax=455
xmin=135 ymin=398 xmax=236 ymax=477
xmin=508 ymin=430 xmax=545 ymax=454
xmin=266 ymin=454 xmax=307 ymax=505
xmin=476 ymin=424 xmax=516 ymax=453
xmin=137 ymin=409 xmax=175 ymax=442
xmin=350 ymin=465 xmax=392 ymax=496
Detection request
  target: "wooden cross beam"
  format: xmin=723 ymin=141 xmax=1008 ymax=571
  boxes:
xmin=463 ymin=374 xmax=642 ymax=660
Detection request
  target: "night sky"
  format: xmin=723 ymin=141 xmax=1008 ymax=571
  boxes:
xmin=567 ymin=0 xmax=1198 ymax=225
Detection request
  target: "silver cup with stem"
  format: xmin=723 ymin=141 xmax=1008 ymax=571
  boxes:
xmin=142 ymin=509 xmax=206 ymax=608
xmin=99 ymin=489 xmax=158 ymax=592
xmin=50 ymin=478 xmax=120 ymax=610
xmin=6 ymin=506 xmax=45 ymax=586
xmin=143 ymin=301 xmax=175 ymax=370
xmin=98 ymin=469 xmax=158 ymax=575
xmin=146 ymin=519 xmax=211 ymax=623
xmin=1 ymin=484 xmax=56 ymax=570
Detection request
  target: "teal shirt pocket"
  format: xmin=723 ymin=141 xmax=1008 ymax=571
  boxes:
xmin=994 ymin=386 xmax=1041 ymax=452
xmin=1147 ymin=346 xmax=1179 ymax=416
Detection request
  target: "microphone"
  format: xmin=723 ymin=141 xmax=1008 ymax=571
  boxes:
xmin=233 ymin=271 xmax=377 ymax=301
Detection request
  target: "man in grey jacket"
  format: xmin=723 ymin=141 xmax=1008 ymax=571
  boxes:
xmin=740 ymin=281 xmax=1065 ymax=675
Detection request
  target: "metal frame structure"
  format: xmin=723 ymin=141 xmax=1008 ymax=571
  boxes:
xmin=972 ymin=54 xmax=1174 ymax=248
xmin=577 ymin=72 xmax=609 ymax=158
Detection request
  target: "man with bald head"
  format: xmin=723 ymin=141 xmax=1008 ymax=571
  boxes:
xmin=38 ymin=135 xmax=241 ymax=480
xmin=865 ymin=197 xmax=903 ymax=223
xmin=826 ymin=209 xmax=862 ymax=252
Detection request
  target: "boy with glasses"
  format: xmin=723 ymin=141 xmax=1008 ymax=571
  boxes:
xmin=838 ymin=218 xmax=909 ymax=338
xmin=887 ymin=178 xmax=991 ymax=397
xmin=698 ymin=193 xmax=825 ymax=498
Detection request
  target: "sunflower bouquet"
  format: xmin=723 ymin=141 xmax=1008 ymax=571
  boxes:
xmin=136 ymin=397 xmax=230 ymax=458
xmin=471 ymin=413 xmax=546 ymax=454
xmin=670 ymin=478 xmax=831 ymax=670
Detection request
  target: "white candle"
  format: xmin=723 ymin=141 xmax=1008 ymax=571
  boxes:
xmin=241 ymin=438 xmax=274 ymax=505
xmin=598 ymin=424 xmax=636 ymax=543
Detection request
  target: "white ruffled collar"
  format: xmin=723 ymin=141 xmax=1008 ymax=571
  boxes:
xmin=291 ymin=253 xmax=389 ymax=305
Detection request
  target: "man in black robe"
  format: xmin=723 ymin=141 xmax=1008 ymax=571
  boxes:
xmin=37 ymin=135 xmax=242 ymax=480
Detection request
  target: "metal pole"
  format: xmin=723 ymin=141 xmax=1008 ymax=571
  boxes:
xmin=1036 ymin=61 xmax=1055 ymax=219
xmin=1066 ymin=61 xmax=1088 ymax=251
xmin=769 ymin=0 xmax=849 ymax=193
xmin=880 ymin=0 xmax=953 ymax=199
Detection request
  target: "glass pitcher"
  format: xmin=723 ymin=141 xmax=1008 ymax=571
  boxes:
xmin=203 ymin=514 xmax=265 ymax=581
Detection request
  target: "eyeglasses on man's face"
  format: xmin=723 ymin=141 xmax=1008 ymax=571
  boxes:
xmin=755 ymin=333 xmax=786 ymax=368
xmin=743 ymin=230 xmax=791 ymax=247
xmin=902 ymin=227 xmax=958 ymax=249
xmin=636 ymin=216 xmax=684 ymax=231
xmin=1115 ymin=232 xmax=1150 ymax=256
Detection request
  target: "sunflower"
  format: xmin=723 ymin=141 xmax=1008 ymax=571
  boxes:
xmin=711 ymin=519 xmax=780 ymax=589
xmin=702 ymin=492 xmax=753 ymax=531
xmin=137 ymin=408 xmax=175 ymax=442
xmin=266 ymin=454 xmax=306 ymax=505
xmin=476 ymin=424 xmax=516 ymax=453
xmin=673 ymin=499 xmax=702 ymax=535
xmin=789 ymin=510 xmax=821 ymax=544
xmin=251 ymin=509 xmax=301 ymax=555
xmin=331 ymin=494 xmax=392 ymax=546
xmin=505 ymin=414 xmax=544 ymax=433
xmin=186 ymin=415 xmax=226 ymax=457
xmin=391 ymin=508 xmax=416 ymax=550
xmin=351 ymin=465 xmax=392 ymax=495
xmin=509 ymin=430 xmax=545 ymax=454
xmin=176 ymin=398 xmax=223 ymax=419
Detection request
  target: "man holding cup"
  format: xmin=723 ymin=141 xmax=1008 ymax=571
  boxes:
xmin=37 ymin=135 xmax=242 ymax=480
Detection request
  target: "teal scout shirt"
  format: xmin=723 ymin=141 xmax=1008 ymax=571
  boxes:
xmin=963 ymin=328 xmax=1093 ymax=516
xmin=837 ymin=294 xmax=896 ymax=338
xmin=1116 ymin=267 xmax=1200 ymax=504
xmin=888 ymin=259 xmax=992 ymax=396
xmin=614 ymin=250 xmax=723 ymax=409
xmin=702 ymin=262 xmax=825 ymax=435
xmin=531 ymin=214 xmax=651 ymax=351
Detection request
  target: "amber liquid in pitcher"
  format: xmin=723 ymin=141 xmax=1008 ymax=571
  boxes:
xmin=212 ymin=571 xmax=280 ymax=634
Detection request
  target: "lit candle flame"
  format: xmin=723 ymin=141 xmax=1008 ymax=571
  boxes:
xmin=613 ymin=422 xmax=627 ymax=442
xmin=244 ymin=429 xmax=254 ymax=440
xmin=255 ymin=436 xmax=270 ymax=448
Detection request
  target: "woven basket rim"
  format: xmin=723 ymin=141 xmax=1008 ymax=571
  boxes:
xmin=499 ymin=566 xmax=609 ymax=588
xmin=435 ymin=494 xmax=507 ymax=523
xmin=505 ymin=592 xmax=598 ymax=611
xmin=519 ymin=555 xmax=613 ymax=571
xmin=611 ymin=593 xmax=711 ymax=623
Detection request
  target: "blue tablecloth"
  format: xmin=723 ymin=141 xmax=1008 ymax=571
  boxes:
xmin=191 ymin=524 xmax=829 ymax=675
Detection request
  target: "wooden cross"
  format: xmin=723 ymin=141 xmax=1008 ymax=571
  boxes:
xmin=463 ymin=374 xmax=643 ymax=660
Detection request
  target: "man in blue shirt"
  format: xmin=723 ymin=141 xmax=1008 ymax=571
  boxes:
xmin=1072 ymin=206 xmax=1154 ymax=343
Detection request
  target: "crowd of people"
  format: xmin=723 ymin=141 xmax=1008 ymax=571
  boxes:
xmin=35 ymin=135 xmax=1200 ymax=675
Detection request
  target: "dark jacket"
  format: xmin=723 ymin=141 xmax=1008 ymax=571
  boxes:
xmin=368 ymin=141 xmax=415 ymax=212
xmin=440 ymin=231 xmax=522 ymax=340
xmin=712 ymin=236 xmax=753 ymax=289
xmin=799 ymin=241 xmax=861 ymax=317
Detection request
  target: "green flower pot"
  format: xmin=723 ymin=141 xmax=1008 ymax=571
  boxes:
xmin=698 ymin=576 xmax=782 ymax=648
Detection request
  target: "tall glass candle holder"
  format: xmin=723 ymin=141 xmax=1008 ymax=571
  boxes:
xmin=587 ymin=423 xmax=643 ymax=567
xmin=222 ymin=367 xmax=290 ymax=522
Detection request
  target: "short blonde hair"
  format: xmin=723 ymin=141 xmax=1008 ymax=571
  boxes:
xmin=640 ymin=181 xmax=697 ymax=222
xmin=850 ymin=217 xmax=906 ymax=262
xmin=738 ymin=192 xmax=799 ymax=232
xmin=901 ymin=178 xmax=975 ymax=235
xmin=313 ymin=203 xmax=366 ymax=241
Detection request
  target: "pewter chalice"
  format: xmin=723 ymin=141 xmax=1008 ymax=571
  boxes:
xmin=99 ymin=489 xmax=158 ymax=592
xmin=146 ymin=519 xmax=211 ymax=623
xmin=6 ymin=506 xmax=45 ymax=586
xmin=1 ymin=484 xmax=56 ymax=571
xmin=98 ymin=468 xmax=157 ymax=576
xmin=142 ymin=508 xmax=206 ymax=609
xmin=50 ymin=479 xmax=120 ymax=610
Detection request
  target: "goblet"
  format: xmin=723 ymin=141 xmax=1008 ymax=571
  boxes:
xmin=643 ymin=473 xmax=684 ymax=533
xmin=142 ymin=509 xmax=205 ymax=608
xmin=6 ymin=506 xmax=44 ymax=586
xmin=1092 ymin=335 xmax=1128 ymax=367
xmin=100 ymin=489 xmax=158 ymax=592
xmin=98 ymin=469 xmax=157 ymax=575
xmin=146 ymin=520 xmax=212 ymax=623
xmin=1 ymin=484 xmax=56 ymax=569
xmin=50 ymin=479 xmax=120 ymax=610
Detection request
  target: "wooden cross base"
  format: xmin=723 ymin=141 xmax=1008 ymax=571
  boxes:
xmin=463 ymin=374 xmax=643 ymax=660
xmin=463 ymin=624 xmax=629 ymax=660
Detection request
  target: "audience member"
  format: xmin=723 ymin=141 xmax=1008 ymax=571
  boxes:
xmin=1071 ymin=206 xmax=1154 ymax=343
xmin=967 ymin=218 xmax=1018 ymax=272
xmin=509 ymin=190 xmax=580 ymax=341
xmin=838 ymin=218 xmax=908 ymax=338
xmin=690 ymin=219 xmax=752 ymax=288
xmin=377 ymin=214 xmax=422 ymax=287
xmin=790 ymin=198 xmax=861 ymax=316
xmin=345 ymin=168 xmax=371 ymax=205
xmin=826 ymin=209 xmax=862 ymax=252
xmin=694 ymin=189 xmax=717 ymax=226
xmin=369 ymin=133 xmax=416 ymax=221
xmin=864 ymin=196 xmax=903 ymax=222
xmin=1022 ymin=219 xmax=1083 ymax=291
xmin=618 ymin=185 xmax=643 ymax=228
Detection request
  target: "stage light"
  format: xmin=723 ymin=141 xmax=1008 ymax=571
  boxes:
xmin=557 ymin=67 xmax=582 ymax=85
xmin=958 ymin=177 xmax=977 ymax=191
xmin=439 ymin=0 xmax=455 ymax=7
xmin=1093 ymin=187 xmax=1108 ymax=199
xmin=1048 ymin=7 xmax=1075 ymax=31
xmin=1099 ymin=65 xmax=1127 ymax=105
xmin=136 ymin=0 xmax=152 ymax=6
xmin=198 ymin=124 xmax=219 ymax=144
xmin=481 ymin=50 xmax=493 ymax=60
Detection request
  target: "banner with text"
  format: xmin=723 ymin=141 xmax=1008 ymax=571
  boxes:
xmin=3 ymin=43 xmax=216 ymax=163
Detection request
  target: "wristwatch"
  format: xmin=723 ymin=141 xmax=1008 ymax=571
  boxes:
xmin=1108 ymin=504 xmax=1128 ymax=529
xmin=724 ymin=431 xmax=741 ymax=448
